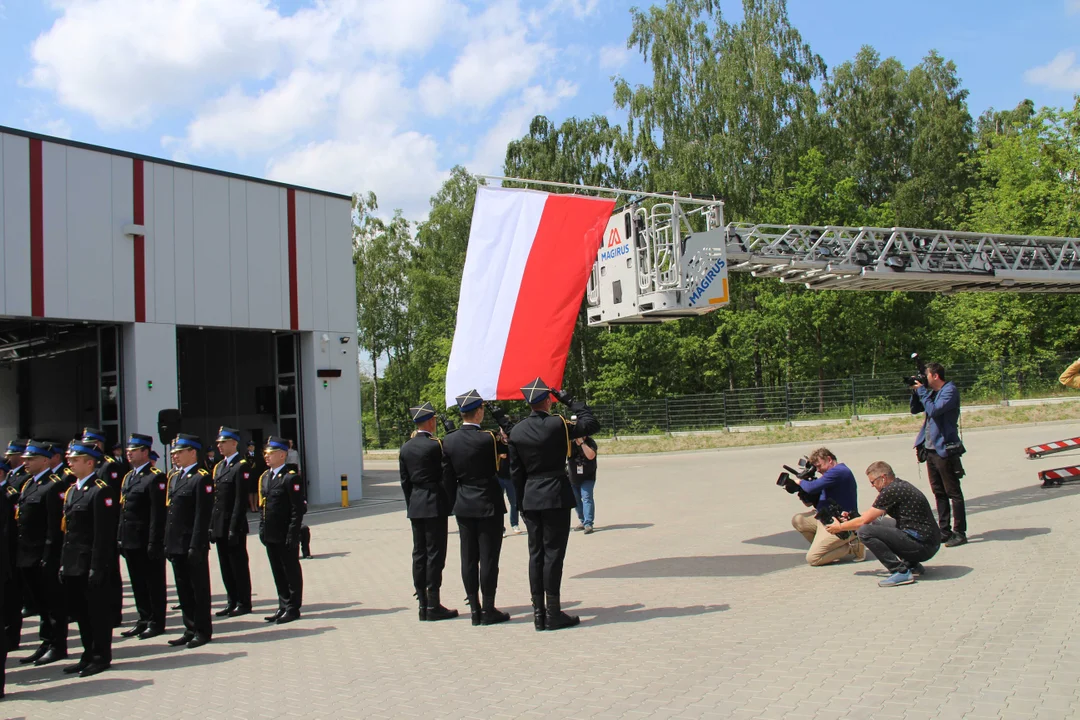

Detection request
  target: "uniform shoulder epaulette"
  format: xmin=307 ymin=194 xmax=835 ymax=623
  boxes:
xmin=63 ymin=467 xmax=76 ymax=477
xmin=150 ymin=466 xmax=163 ymax=474
xmin=285 ymin=469 xmax=298 ymax=476
xmin=48 ymin=473 xmax=62 ymax=483
xmin=95 ymin=479 xmax=109 ymax=490
xmin=198 ymin=468 xmax=209 ymax=476
xmin=238 ymin=457 xmax=249 ymax=464
xmin=5 ymin=486 xmax=18 ymax=498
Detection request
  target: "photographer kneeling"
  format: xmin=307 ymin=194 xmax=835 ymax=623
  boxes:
xmin=790 ymin=448 xmax=865 ymax=566
xmin=826 ymin=461 xmax=941 ymax=587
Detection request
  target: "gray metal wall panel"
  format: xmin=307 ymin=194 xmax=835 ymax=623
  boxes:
xmin=246 ymin=182 xmax=284 ymax=330
xmin=0 ymin=136 xmax=6 ymax=314
xmin=325 ymin=197 xmax=355 ymax=332
xmin=279 ymin=188 xmax=290 ymax=329
xmin=150 ymin=164 xmax=176 ymax=325
xmin=172 ymin=168 xmax=196 ymax=325
xmin=142 ymin=162 xmax=156 ymax=323
xmin=64 ymin=147 xmax=113 ymax=320
xmin=308 ymin=194 xmax=330 ymax=331
xmin=41 ymin=143 xmax=69 ymax=317
xmin=228 ymin=179 xmax=250 ymax=327
xmin=111 ymin=155 xmax=135 ymax=322
xmin=2 ymin=135 xmax=31 ymax=316
xmin=192 ymin=173 xmax=231 ymax=326
xmin=294 ymin=191 xmax=313 ymax=331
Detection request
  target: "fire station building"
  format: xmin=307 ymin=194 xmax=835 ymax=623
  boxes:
xmin=0 ymin=126 xmax=363 ymax=505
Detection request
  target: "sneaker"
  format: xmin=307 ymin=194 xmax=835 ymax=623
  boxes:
xmin=572 ymin=524 xmax=585 ymax=532
xmin=849 ymin=537 xmax=866 ymax=562
xmin=512 ymin=526 xmax=524 ymax=535
xmin=910 ymin=563 xmax=925 ymax=577
xmin=583 ymin=525 xmax=594 ymax=534
xmin=944 ymin=533 xmax=967 ymax=548
xmin=878 ymin=570 xmax=915 ymax=587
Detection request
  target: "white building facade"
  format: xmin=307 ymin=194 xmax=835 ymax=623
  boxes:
xmin=0 ymin=126 xmax=363 ymax=505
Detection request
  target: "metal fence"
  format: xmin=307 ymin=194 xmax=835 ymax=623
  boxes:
xmin=365 ymin=352 xmax=1079 ymax=446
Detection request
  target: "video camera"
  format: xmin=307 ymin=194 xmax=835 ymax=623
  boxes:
xmin=486 ymin=403 xmax=515 ymax=436
xmin=776 ymin=457 xmax=852 ymax=539
xmin=902 ymin=352 xmax=928 ymax=388
xmin=436 ymin=413 xmax=457 ymax=434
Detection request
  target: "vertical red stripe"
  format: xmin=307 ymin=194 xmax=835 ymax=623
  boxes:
xmin=133 ymin=159 xmax=146 ymax=322
xmin=29 ymin=139 xmax=44 ymax=317
xmin=287 ymin=189 xmax=299 ymax=330
xmin=495 ymin=195 xmax=615 ymax=396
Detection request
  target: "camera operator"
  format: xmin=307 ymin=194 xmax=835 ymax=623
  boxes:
xmin=789 ymin=448 xmax=864 ymax=566
xmin=826 ymin=461 xmax=941 ymax=587
xmin=910 ymin=362 xmax=967 ymax=547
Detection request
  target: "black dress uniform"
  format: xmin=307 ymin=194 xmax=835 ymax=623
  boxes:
xmin=164 ymin=434 xmax=214 ymax=647
xmin=442 ymin=390 xmax=510 ymax=626
xmin=210 ymin=427 xmax=253 ymax=616
xmin=399 ymin=403 xmax=458 ymax=622
xmin=16 ymin=441 xmax=69 ymax=666
xmin=509 ymin=378 xmax=600 ymax=631
xmin=82 ymin=428 xmax=126 ymax=629
xmin=258 ymin=437 xmax=305 ymax=623
xmin=60 ymin=442 xmax=119 ymax=677
xmin=117 ymin=434 xmax=168 ymax=639
xmin=0 ymin=459 xmax=13 ymax=698
xmin=1 ymin=440 xmax=28 ymax=652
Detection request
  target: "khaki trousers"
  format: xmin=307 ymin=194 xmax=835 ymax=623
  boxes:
xmin=792 ymin=510 xmax=860 ymax=566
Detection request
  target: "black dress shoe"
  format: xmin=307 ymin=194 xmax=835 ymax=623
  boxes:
xmin=186 ymin=634 xmax=211 ymax=649
xmin=229 ymin=605 xmax=252 ymax=617
xmin=79 ymin=660 xmax=110 ymax=678
xmin=214 ymin=605 xmax=236 ymax=618
xmin=63 ymin=659 xmax=91 ymax=674
xmin=275 ymin=610 xmax=300 ymax=625
xmin=264 ymin=609 xmax=285 ymax=623
xmin=138 ymin=626 xmax=164 ymax=640
xmin=121 ymin=623 xmax=149 ymax=638
xmin=34 ymin=647 xmax=67 ymax=666
xmin=20 ymin=643 xmax=49 ymax=664
xmin=167 ymin=633 xmax=195 ymax=647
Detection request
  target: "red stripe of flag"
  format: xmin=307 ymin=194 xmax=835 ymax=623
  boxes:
xmin=133 ymin=159 xmax=146 ymax=322
xmin=29 ymin=139 xmax=44 ymax=317
xmin=287 ymin=189 xmax=299 ymax=330
xmin=495 ymin=194 xmax=614 ymax=396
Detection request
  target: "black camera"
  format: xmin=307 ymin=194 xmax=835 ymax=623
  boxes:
xmin=776 ymin=457 xmax=852 ymax=539
xmin=436 ymin=413 xmax=457 ymax=434
xmin=902 ymin=352 xmax=928 ymax=387
xmin=486 ymin=403 xmax=515 ymax=436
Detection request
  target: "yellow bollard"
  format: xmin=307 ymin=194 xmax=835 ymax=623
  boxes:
xmin=340 ymin=474 xmax=349 ymax=508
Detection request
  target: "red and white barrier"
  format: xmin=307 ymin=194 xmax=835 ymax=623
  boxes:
xmin=1039 ymin=465 xmax=1080 ymax=486
xmin=1025 ymin=436 xmax=1080 ymax=458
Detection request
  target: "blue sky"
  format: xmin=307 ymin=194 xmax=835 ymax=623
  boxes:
xmin=1 ymin=0 xmax=1078 ymax=220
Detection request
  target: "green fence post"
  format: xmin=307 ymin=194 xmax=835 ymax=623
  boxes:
xmin=784 ymin=383 xmax=792 ymax=426
xmin=1000 ymin=357 xmax=1008 ymax=405
xmin=851 ymin=376 xmax=858 ymax=420
xmin=664 ymin=397 xmax=671 ymax=435
xmin=722 ymin=391 xmax=728 ymax=431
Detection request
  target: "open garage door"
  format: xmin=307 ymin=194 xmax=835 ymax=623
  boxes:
xmin=0 ymin=319 xmax=122 ymax=448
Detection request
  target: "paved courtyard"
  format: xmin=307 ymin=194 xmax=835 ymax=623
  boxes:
xmin=4 ymin=421 xmax=1080 ymax=719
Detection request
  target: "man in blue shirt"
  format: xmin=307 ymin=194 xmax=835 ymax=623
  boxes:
xmin=790 ymin=448 xmax=864 ymax=566
xmin=910 ymin=362 xmax=967 ymax=547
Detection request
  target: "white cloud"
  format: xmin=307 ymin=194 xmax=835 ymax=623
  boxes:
xmin=184 ymin=70 xmax=341 ymax=155
xmin=1068 ymin=0 xmax=1080 ymax=15
xmin=336 ymin=66 xmax=412 ymax=132
xmin=469 ymin=80 xmax=578 ymax=175
xmin=546 ymin=0 xmax=600 ymax=19
xmin=598 ymin=44 xmax=630 ymax=71
xmin=1024 ymin=50 xmax=1080 ymax=90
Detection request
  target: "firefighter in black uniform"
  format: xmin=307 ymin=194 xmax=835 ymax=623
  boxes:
xmin=0 ymin=459 xmax=12 ymax=697
xmin=442 ymin=390 xmax=510 ymax=626
xmin=59 ymin=441 xmax=118 ymax=677
xmin=164 ymin=434 xmax=214 ymax=649
xmin=509 ymin=378 xmax=600 ymax=631
xmin=117 ymin=433 xmax=168 ymax=640
xmin=211 ymin=427 xmax=253 ymax=618
xmin=15 ymin=440 xmax=68 ymax=666
xmin=81 ymin=428 xmax=125 ymax=629
xmin=258 ymin=437 xmax=305 ymax=624
xmin=1 ymin=440 xmax=27 ymax=651
xmin=399 ymin=403 xmax=458 ymax=622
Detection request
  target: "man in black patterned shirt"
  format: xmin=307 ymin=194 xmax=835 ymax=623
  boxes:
xmin=825 ymin=461 xmax=941 ymax=587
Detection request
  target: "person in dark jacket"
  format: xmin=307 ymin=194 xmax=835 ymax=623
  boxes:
xmin=15 ymin=440 xmax=68 ymax=666
xmin=568 ymin=429 xmax=599 ymax=534
xmin=258 ymin=437 xmax=306 ymax=624
xmin=910 ymin=362 xmax=967 ymax=546
xmin=2 ymin=440 xmax=27 ymax=651
xmin=117 ymin=433 xmax=167 ymax=640
xmin=442 ymin=390 xmax=510 ymax=626
xmin=399 ymin=402 xmax=458 ymax=622
xmin=210 ymin=427 xmax=253 ymax=618
xmin=81 ymin=428 xmax=125 ymax=629
xmin=0 ymin=460 xmax=10 ymax=697
xmin=509 ymin=378 xmax=600 ymax=631
xmin=164 ymin=434 xmax=214 ymax=649
xmin=59 ymin=441 xmax=118 ymax=678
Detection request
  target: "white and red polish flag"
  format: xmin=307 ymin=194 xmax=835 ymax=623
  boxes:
xmin=445 ymin=186 xmax=616 ymax=406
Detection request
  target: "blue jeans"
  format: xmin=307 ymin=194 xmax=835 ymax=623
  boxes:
xmin=498 ymin=477 xmax=519 ymax=527
xmin=571 ymin=479 xmax=596 ymax=527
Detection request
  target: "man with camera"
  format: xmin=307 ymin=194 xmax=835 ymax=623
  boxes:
xmin=910 ymin=362 xmax=967 ymax=547
xmin=826 ymin=461 xmax=941 ymax=587
xmin=788 ymin=448 xmax=864 ymax=566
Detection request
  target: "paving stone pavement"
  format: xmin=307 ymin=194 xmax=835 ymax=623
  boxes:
xmin=5 ymin=421 xmax=1080 ymax=719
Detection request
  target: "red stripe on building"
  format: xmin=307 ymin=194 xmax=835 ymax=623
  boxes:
xmin=287 ymin=189 xmax=299 ymax=330
xmin=495 ymin=194 xmax=614 ymax=396
xmin=29 ymin=139 xmax=44 ymax=317
xmin=133 ymin=159 xmax=146 ymax=322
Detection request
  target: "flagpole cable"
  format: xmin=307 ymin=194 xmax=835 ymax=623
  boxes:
xmin=477 ymin=175 xmax=724 ymax=207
